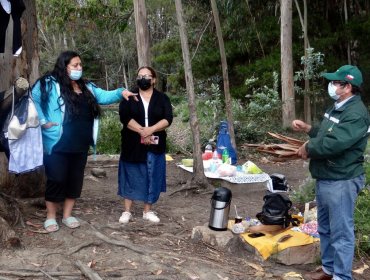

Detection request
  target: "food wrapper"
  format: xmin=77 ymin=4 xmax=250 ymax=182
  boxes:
xmin=217 ymin=163 xmax=236 ymax=177
xmin=181 ymin=159 xmax=193 ymax=167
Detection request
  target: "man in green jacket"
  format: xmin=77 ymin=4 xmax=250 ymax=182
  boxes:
xmin=292 ymin=65 xmax=369 ymax=280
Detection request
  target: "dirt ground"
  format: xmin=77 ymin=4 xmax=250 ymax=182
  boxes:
xmin=1 ymin=154 xmax=369 ymax=280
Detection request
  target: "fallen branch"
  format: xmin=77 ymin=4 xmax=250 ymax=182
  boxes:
xmin=243 ymin=132 xmax=306 ymax=159
xmin=74 ymin=260 xmax=103 ymax=280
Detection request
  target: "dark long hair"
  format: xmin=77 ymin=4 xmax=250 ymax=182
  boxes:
xmin=36 ymin=50 xmax=101 ymax=118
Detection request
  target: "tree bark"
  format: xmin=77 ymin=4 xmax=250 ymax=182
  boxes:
xmin=344 ymin=0 xmax=351 ymax=64
xmin=303 ymin=0 xmax=311 ymax=124
xmin=280 ymin=0 xmax=295 ymax=128
xmin=119 ymin=34 xmax=129 ymax=89
xmin=134 ymin=0 xmax=151 ymax=67
xmin=210 ymin=0 xmax=237 ymax=152
xmin=0 ymin=1 xmax=43 ymax=197
xmin=174 ymin=0 xmax=208 ymax=187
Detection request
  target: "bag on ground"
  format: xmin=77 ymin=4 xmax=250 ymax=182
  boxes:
xmin=256 ymin=193 xmax=293 ymax=228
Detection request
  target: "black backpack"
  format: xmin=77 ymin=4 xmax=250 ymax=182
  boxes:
xmin=256 ymin=193 xmax=295 ymax=228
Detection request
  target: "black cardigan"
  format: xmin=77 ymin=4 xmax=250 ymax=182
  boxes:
xmin=119 ymin=88 xmax=173 ymax=162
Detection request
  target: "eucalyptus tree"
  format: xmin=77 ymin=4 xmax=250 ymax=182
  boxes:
xmin=210 ymin=0 xmax=236 ymax=151
xmin=0 ymin=0 xmax=41 ymax=245
xmin=281 ymin=0 xmax=295 ymax=128
xmin=134 ymin=0 xmax=151 ymax=67
xmin=175 ymin=0 xmax=210 ymax=189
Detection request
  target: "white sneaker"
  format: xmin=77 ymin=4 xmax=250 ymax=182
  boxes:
xmin=143 ymin=211 xmax=160 ymax=223
xmin=119 ymin=211 xmax=132 ymax=224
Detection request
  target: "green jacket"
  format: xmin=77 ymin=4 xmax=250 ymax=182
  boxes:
xmin=307 ymin=95 xmax=370 ymax=180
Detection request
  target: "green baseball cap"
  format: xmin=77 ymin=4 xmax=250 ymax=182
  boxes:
xmin=322 ymin=65 xmax=363 ymax=87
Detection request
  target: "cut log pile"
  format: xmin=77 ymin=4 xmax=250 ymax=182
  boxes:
xmin=242 ymin=132 xmax=306 ymax=159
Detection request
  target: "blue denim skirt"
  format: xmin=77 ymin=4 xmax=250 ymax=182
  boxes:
xmin=118 ymin=152 xmax=166 ymax=204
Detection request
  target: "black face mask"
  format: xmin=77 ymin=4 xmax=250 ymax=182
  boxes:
xmin=137 ymin=78 xmax=152 ymax=90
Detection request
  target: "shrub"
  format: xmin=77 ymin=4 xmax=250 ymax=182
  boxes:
xmin=355 ymin=187 xmax=370 ymax=257
xmin=169 ymin=82 xmax=226 ymax=153
xmin=290 ymin=176 xmax=316 ymax=207
xmin=96 ymin=109 xmax=121 ymax=154
xmin=234 ymin=71 xmax=283 ymax=143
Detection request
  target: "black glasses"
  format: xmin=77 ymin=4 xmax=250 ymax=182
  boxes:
xmin=137 ymin=74 xmax=152 ymax=80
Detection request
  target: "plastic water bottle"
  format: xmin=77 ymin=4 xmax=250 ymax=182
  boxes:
xmin=210 ymin=150 xmax=219 ymax=172
xmin=222 ymin=148 xmax=229 ymax=164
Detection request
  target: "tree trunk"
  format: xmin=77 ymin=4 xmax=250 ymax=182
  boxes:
xmin=134 ymin=0 xmax=151 ymax=67
xmin=0 ymin=0 xmax=43 ymax=197
xmin=303 ymin=0 xmax=311 ymax=124
xmin=344 ymin=0 xmax=351 ymax=64
xmin=210 ymin=0 xmax=237 ymax=152
xmin=294 ymin=0 xmax=310 ymax=48
xmin=0 ymin=1 xmax=42 ymax=244
xmin=119 ymin=34 xmax=129 ymax=89
xmin=174 ymin=0 xmax=208 ymax=188
xmin=280 ymin=0 xmax=295 ymax=128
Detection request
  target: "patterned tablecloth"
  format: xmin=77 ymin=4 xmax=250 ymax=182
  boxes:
xmin=177 ymin=164 xmax=273 ymax=189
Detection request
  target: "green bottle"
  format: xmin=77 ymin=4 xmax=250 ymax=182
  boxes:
xmin=222 ymin=148 xmax=229 ymax=164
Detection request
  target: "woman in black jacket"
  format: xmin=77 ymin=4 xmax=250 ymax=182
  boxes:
xmin=118 ymin=66 xmax=173 ymax=223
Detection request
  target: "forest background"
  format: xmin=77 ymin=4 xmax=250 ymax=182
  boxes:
xmin=0 ymin=0 xmax=369 ymax=261
xmin=36 ymin=0 xmax=370 ymax=154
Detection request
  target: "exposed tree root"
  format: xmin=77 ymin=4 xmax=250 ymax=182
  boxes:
xmin=169 ymin=178 xmax=213 ymax=196
xmin=17 ymin=197 xmax=45 ymax=208
xmin=90 ymin=225 xmax=151 ymax=255
xmin=43 ymin=241 xmax=102 ymax=257
xmin=74 ymin=260 xmax=103 ymax=280
xmin=39 ymin=269 xmax=58 ymax=280
xmin=118 ymin=276 xmax=174 ymax=280
xmin=0 ymin=270 xmax=81 ymax=277
xmin=0 ymin=217 xmax=18 ymax=246
xmin=0 ymin=192 xmax=24 ymax=227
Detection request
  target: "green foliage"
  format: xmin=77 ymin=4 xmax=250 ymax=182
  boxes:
xmin=355 ymin=188 xmax=370 ymax=256
xmin=294 ymin=48 xmax=325 ymax=97
xmin=232 ymin=51 xmax=281 ymax=99
xmin=36 ymin=0 xmax=133 ymax=89
xmin=234 ymin=71 xmax=283 ymax=142
xmin=290 ymin=177 xmax=316 ymax=206
xmin=172 ymin=81 xmax=225 ymax=142
xmin=173 ymin=101 xmax=190 ymax=122
xmin=96 ymin=110 xmax=121 ymax=154
xmin=365 ymin=141 xmax=370 ymax=186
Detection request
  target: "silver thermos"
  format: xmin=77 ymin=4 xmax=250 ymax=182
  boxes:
xmin=209 ymin=187 xmax=232 ymax=231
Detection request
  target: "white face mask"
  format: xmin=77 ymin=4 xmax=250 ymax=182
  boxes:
xmin=328 ymin=82 xmax=339 ymax=100
xmin=69 ymin=69 xmax=83 ymax=81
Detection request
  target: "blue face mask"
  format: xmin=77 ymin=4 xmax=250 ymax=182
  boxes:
xmin=328 ymin=82 xmax=339 ymax=100
xmin=69 ymin=69 xmax=83 ymax=81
